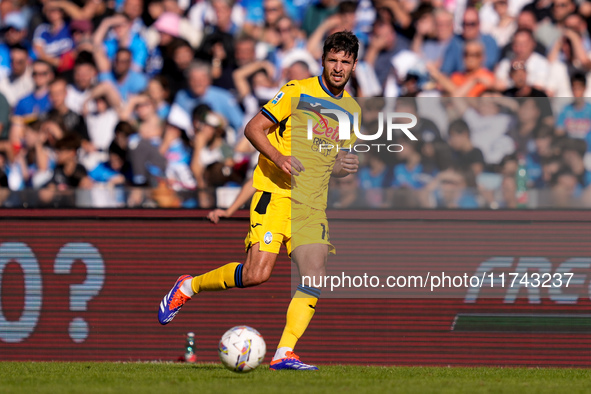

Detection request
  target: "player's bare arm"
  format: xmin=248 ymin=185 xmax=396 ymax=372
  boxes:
xmin=332 ymin=150 xmax=359 ymax=178
xmin=207 ymin=177 xmax=257 ymax=224
xmin=244 ymin=112 xmax=305 ymax=176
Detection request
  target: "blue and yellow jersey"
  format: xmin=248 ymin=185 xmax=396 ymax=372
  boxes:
xmin=254 ymin=76 xmax=360 ymax=210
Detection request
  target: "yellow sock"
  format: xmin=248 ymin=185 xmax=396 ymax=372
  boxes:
xmin=277 ymin=285 xmax=320 ymax=350
xmin=191 ymin=263 xmax=242 ymax=294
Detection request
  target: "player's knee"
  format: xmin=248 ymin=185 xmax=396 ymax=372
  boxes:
xmin=242 ymin=266 xmax=272 ymax=287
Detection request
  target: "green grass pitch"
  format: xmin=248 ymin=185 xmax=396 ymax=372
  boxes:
xmin=1 ymin=362 xmax=590 ymax=394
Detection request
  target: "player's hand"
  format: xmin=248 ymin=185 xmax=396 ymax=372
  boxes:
xmin=275 ymin=155 xmax=305 ymax=176
xmin=339 ymin=153 xmax=359 ymax=174
xmin=207 ymin=208 xmax=228 ymax=224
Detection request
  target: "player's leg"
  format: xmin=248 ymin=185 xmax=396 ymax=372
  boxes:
xmin=158 ymin=243 xmax=278 ymax=325
xmin=270 ymin=201 xmax=330 ymax=370
xmin=276 ymin=243 xmax=327 ymax=352
xmin=270 ymin=244 xmax=328 ymax=371
xmin=158 ymin=191 xmax=285 ymax=325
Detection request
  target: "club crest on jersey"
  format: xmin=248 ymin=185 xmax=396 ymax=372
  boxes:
xmin=264 ymin=231 xmax=273 ymax=245
xmin=271 ymin=92 xmax=284 ymax=105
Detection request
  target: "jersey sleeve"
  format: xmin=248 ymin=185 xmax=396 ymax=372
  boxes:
xmin=261 ymin=80 xmax=301 ymax=124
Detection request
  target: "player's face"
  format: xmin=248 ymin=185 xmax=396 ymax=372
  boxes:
xmin=322 ymin=50 xmax=357 ymax=93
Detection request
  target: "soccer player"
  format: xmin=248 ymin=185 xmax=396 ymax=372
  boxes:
xmin=158 ymin=31 xmax=361 ymax=371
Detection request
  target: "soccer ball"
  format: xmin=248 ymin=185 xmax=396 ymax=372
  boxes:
xmin=218 ymin=325 xmax=266 ymax=372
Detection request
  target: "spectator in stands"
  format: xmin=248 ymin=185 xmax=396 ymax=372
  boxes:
xmin=495 ymin=29 xmax=550 ymax=92
xmin=364 ymin=14 xmax=410 ymax=87
xmin=70 ymin=19 xmax=94 ymax=50
xmin=428 ymin=40 xmax=495 ymax=97
xmin=0 ymin=12 xmax=31 ymax=75
xmin=242 ymin=0 xmax=286 ymax=50
xmin=561 ymin=138 xmax=591 ymax=187
xmin=307 ymin=1 xmax=360 ymax=59
xmin=451 ymin=94 xmax=515 ymax=166
xmin=190 ymin=107 xmax=242 ymax=207
xmin=47 ymin=78 xmax=90 ymax=145
xmin=283 ymin=59 xmax=313 ymax=82
xmin=147 ymin=76 xmax=171 ymax=120
xmin=234 ymin=36 xmax=257 ymax=68
xmin=65 ymin=52 xmax=98 ymax=114
xmin=122 ymin=0 xmax=146 ymax=37
xmin=197 ymin=27 xmax=236 ymax=91
xmin=160 ymin=123 xmax=196 ymax=191
xmin=0 ymin=93 xmax=8 ymax=140
xmin=411 ymin=8 xmax=454 ymax=66
xmin=539 ymin=155 xmax=562 ymax=189
xmin=95 ymin=47 xmax=148 ymax=100
xmin=49 ymin=0 xmax=105 ymax=27
xmin=94 ymin=13 xmax=148 ymax=72
xmin=508 ymin=97 xmax=547 ymax=155
xmin=168 ymin=61 xmax=243 ymax=135
xmin=425 ymin=166 xmax=480 ymax=208
xmin=145 ymin=12 xmax=201 ymax=77
xmin=302 ymin=0 xmax=339 ymax=37
xmin=33 ymin=2 xmax=74 ymax=72
xmin=556 ymin=73 xmax=591 ymax=141
xmin=358 ymin=151 xmax=389 ymax=208
xmin=391 ymin=140 xmax=437 ymax=190
xmin=209 ymin=0 xmax=240 ymax=35
xmin=440 ymin=7 xmax=499 ymax=75
xmin=448 ymin=119 xmax=485 ymax=177
xmin=394 ymin=97 xmax=443 ymax=172
xmin=160 ymin=39 xmax=195 ymax=99
xmin=81 ymin=81 xmax=122 ymax=167
xmin=39 ymin=112 xmax=67 ymax=149
xmin=551 ymin=166 xmax=582 ymax=206
xmin=502 ymin=61 xmax=548 ymax=98
xmin=0 ymin=151 xmax=10 ymax=189
xmin=527 ymin=125 xmax=556 ymax=187
xmin=268 ymin=16 xmax=310 ymax=79
xmin=22 ymin=120 xmax=55 ymax=189
xmin=0 ymin=44 xmax=33 ymax=107
xmin=484 ymin=0 xmax=517 ymax=48
xmin=88 ymin=141 xmax=129 ymax=187
xmin=331 ymin=173 xmax=364 ymax=208
xmin=12 ymin=60 xmax=54 ymax=121
xmin=546 ymin=25 xmax=591 ymax=97
xmin=46 ymin=134 xmax=93 ymax=191
xmin=233 ymin=59 xmax=277 ymax=123
xmin=499 ymin=9 xmax=546 ymax=60
xmin=536 ymin=0 xmax=576 ymax=49
xmin=190 ymin=108 xmax=232 ymax=186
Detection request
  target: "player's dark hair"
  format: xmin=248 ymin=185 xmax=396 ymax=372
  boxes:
xmin=570 ymin=72 xmax=587 ymax=87
xmin=323 ymin=31 xmax=359 ymax=61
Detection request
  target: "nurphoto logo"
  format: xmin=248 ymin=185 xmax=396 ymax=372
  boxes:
xmin=307 ymin=110 xmax=418 ymax=153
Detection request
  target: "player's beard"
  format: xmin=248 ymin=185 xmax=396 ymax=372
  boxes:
xmin=323 ymin=67 xmax=351 ymax=92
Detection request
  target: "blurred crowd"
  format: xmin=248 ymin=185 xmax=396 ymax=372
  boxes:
xmin=0 ymin=0 xmax=591 ymax=208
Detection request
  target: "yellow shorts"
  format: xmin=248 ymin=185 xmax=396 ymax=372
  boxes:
xmin=244 ymin=190 xmax=335 ymax=255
